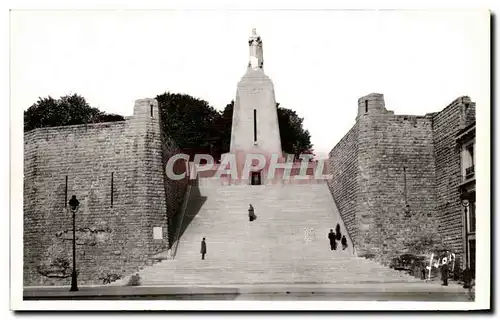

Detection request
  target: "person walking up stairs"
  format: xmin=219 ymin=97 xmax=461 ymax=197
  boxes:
xmin=328 ymin=229 xmax=337 ymax=251
xmin=248 ymin=204 xmax=257 ymax=222
xmin=200 ymin=237 xmax=207 ymax=260
xmin=335 ymin=223 xmax=342 ymax=241
xmin=341 ymin=235 xmax=348 ymax=250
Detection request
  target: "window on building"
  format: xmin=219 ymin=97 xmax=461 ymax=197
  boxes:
xmin=467 ymin=144 xmax=474 ymax=164
xmin=365 ymin=100 xmax=368 ymax=113
xmin=468 ymin=201 xmax=476 ymax=233
xmin=150 ymin=105 xmax=154 ymax=118
xmin=462 ymin=142 xmax=475 ymax=180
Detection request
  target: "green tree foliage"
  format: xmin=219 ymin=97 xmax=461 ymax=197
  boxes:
xmin=156 ymin=92 xmax=220 ymax=160
xmin=24 ymin=94 xmax=124 ymax=132
xmin=211 ymin=100 xmax=235 ymax=159
xmin=276 ymin=103 xmax=313 ymax=159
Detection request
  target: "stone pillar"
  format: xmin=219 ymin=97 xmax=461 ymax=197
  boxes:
xmin=356 ymin=93 xmax=388 ymax=256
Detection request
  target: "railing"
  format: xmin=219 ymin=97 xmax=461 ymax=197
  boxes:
xmin=465 ymin=165 xmax=475 ymax=180
xmin=171 ymin=181 xmax=194 ymax=259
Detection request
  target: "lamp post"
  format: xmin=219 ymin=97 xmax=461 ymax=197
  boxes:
xmin=460 ymin=193 xmax=470 ymax=269
xmin=460 ymin=192 xmax=472 ymax=288
xmin=68 ymin=195 xmax=80 ymax=292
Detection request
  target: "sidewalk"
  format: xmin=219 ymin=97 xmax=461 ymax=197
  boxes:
xmin=23 ymin=281 xmax=473 ymax=300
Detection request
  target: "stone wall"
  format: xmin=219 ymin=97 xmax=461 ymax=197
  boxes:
xmin=328 ymin=93 xmax=474 ymax=262
xmin=327 ymin=124 xmax=359 ymax=251
xmin=23 ymin=98 xmax=188 ymax=286
xmin=359 ymin=107 xmax=440 ymax=260
xmin=160 ymin=134 xmax=189 ymax=246
xmin=432 ymin=96 xmax=475 ymax=256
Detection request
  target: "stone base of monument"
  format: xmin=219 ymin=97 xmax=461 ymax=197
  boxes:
xmin=194 ymin=153 xmax=326 ymax=186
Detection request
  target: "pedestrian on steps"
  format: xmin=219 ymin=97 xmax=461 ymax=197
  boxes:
xmin=341 ymin=235 xmax=348 ymax=250
xmin=249 ymin=204 xmax=257 ymax=222
xmin=335 ymin=223 xmax=342 ymax=241
xmin=328 ymin=229 xmax=337 ymax=251
xmin=200 ymin=237 xmax=207 ymax=260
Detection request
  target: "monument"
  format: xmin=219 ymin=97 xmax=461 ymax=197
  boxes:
xmin=220 ymin=29 xmax=286 ymax=184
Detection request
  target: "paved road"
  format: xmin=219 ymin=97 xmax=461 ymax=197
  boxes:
xmin=36 ymin=292 xmax=471 ymax=301
xmin=24 ymin=282 xmax=474 ymax=301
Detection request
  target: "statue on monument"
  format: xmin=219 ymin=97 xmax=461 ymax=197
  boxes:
xmin=248 ymin=28 xmax=263 ymax=69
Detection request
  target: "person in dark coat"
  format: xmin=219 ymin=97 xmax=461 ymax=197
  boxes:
xmin=328 ymin=229 xmax=336 ymax=250
xmin=441 ymin=255 xmax=449 ymax=286
xmin=463 ymin=268 xmax=472 ymax=289
xmin=200 ymin=237 xmax=207 ymax=260
xmin=341 ymin=235 xmax=348 ymax=250
xmin=335 ymin=223 xmax=341 ymax=241
xmin=248 ymin=204 xmax=256 ymax=222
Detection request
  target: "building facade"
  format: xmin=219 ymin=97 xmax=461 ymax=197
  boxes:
xmin=457 ymin=121 xmax=476 ymax=275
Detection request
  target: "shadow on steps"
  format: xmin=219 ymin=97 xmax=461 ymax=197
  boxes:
xmin=176 ymin=185 xmax=207 ymax=243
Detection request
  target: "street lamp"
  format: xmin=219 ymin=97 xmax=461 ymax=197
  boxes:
xmin=460 ymin=194 xmax=470 ymax=208
xmin=460 ymin=192 xmax=470 ymax=267
xmin=68 ymin=195 xmax=80 ymax=292
xmin=460 ymin=192 xmax=472 ymax=288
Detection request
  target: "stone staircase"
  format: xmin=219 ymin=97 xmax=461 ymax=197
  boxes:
xmin=113 ymin=180 xmax=419 ymax=286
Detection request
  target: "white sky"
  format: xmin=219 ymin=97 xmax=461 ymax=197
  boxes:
xmin=10 ymin=9 xmax=489 ymax=156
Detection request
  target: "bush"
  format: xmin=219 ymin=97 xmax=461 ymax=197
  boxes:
xmin=37 ymin=243 xmax=73 ymax=279
xmin=126 ymin=273 xmax=141 ymax=286
xmin=360 ymin=252 xmax=375 ymax=259
xmin=99 ymin=273 xmax=122 ymax=285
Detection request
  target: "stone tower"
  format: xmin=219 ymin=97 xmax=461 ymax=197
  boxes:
xmin=226 ymin=29 xmax=283 ymax=183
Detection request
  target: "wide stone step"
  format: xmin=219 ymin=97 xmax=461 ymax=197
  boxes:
xmin=140 ymin=268 xmax=411 ymax=277
xmin=121 ymin=269 xmax=419 ymax=286
xmin=112 ymin=255 xmax=419 ymax=286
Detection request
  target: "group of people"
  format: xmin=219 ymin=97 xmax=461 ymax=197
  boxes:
xmin=328 ymin=223 xmax=348 ymax=251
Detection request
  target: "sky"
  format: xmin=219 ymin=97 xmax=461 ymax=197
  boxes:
xmin=10 ymin=9 xmax=489 ymax=157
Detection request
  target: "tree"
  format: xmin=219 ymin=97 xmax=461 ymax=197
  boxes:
xmin=211 ymin=100 xmax=235 ymax=158
xmin=156 ymin=92 xmax=220 ymax=160
xmin=24 ymin=94 xmax=124 ymax=132
xmin=276 ymin=103 xmax=313 ymax=159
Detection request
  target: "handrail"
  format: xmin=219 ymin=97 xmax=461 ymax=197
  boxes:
xmin=171 ymin=179 xmax=193 ymax=259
